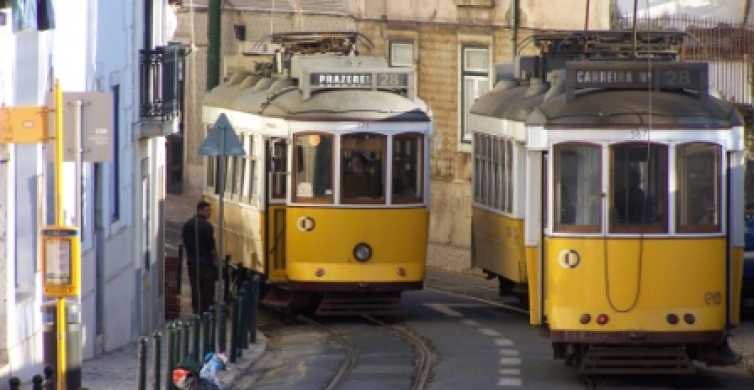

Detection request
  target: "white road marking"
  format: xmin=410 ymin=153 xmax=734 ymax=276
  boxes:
xmin=499 ymin=357 xmax=522 ymax=366
xmin=497 ymin=377 xmax=522 ymax=386
xmin=499 ymin=368 xmax=521 ymax=376
xmin=423 ymin=303 xmax=488 ymax=318
xmin=462 ymin=319 xmax=480 ymax=327
xmin=494 ymin=338 xmax=514 ymax=346
xmin=426 ymin=287 xmax=529 ymax=315
xmin=499 ymin=349 xmax=520 ymax=357
xmin=479 ymin=328 xmax=502 ymax=337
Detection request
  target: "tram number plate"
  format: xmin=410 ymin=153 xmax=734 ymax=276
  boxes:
xmin=629 ymin=129 xmax=648 ymax=140
xmin=704 ymin=291 xmax=722 ymax=305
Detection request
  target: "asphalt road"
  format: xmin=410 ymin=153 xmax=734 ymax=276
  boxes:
xmin=230 ymin=268 xmax=754 ymax=390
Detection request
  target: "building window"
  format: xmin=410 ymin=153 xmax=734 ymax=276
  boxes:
xmin=294 ymin=133 xmax=333 ymax=203
xmin=392 ymin=133 xmax=423 ymax=204
xmin=554 ymin=143 xmax=602 ymax=233
xmin=389 ymin=41 xmax=413 ymax=67
xmin=676 ymin=143 xmax=721 ymax=233
xmin=610 ymin=142 xmax=668 ymax=233
xmin=341 ymin=133 xmax=386 ymax=204
xmin=461 ymin=46 xmax=490 ymax=144
xmin=111 ymin=84 xmax=120 ymax=223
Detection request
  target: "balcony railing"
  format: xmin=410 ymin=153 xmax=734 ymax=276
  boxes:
xmin=140 ymin=45 xmax=184 ymax=121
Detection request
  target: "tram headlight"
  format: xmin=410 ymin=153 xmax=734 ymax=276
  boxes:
xmin=353 ymin=243 xmax=373 ymax=262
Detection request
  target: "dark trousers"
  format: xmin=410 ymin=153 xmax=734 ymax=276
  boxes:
xmin=187 ymin=260 xmax=217 ymax=315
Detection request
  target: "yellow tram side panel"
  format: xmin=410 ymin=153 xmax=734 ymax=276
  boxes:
xmin=731 ymin=246 xmax=744 ymax=326
xmin=205 ymin=197 xmax=266 ymax=275
xmin=285 ymin=207 xmax=428 ymax=284
xmin=265 ymin=205 xmax=288 ymax=283
xmin=544 ymin=237 xmax=730 ymax=332
xmin=471 ymin=207 xmax=527 ymax=283
xmin=525 ymin=245 xmax=541 ymax=325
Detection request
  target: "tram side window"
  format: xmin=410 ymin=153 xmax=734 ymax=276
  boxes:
xmin=225 ymin=156 xmax=236 ymax=195
xmin=473 ymin=134 xmax=514 ymax=213
xmin=206 ymin=156 xmax=216 ymax=190
xmin=270 ymin=138 xmax=287 ymax=200
xmin=676 ymin=143 xmax=721 ymax=233
xmin=242 ymin=135 xmax=256 ymax=204
xmin=341 ymin=133 xmax=386 ymax=204
xmin=610 ymin=143 xmax=668 ymax=233
xmin=393 ymin=134 xmax=424 ymax=203
xmin=294 ymin=133 xmax=333 ymax=203
xmin=554 ymin=143 xmax=601 ymax=233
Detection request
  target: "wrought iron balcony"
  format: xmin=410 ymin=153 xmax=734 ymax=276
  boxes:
xmin=139 ymin=45 xmax=184 ymax=122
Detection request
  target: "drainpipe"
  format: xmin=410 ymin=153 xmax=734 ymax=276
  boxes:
xmin=511 ymin=0 xmax=519 ymax=58
xmin=144 ymin=0 xmax=153 ymax=51
xmin=207 ymin=0 xmax=222 ymax=90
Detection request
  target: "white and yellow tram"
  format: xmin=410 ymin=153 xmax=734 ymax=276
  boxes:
xmin=469 ymin=47 xmax=745 ymax=369
xmin=201 ymin=34 xmax=432 ymax=314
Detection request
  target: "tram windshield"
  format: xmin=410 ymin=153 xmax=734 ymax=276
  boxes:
xmin=676 ymin=143 xmax=721 ymax=233
xmin=294 ymin=133 xmax=334 ymax=203
xmin=554 ymin=143 xmax=602 ymax=233
xmin=393 ymin=134 xmax=423 ymax=203
xmin=610 ymin=143 xmax=668 ymax=233
xmin=341 ymin=133 xmax=386 ymax=203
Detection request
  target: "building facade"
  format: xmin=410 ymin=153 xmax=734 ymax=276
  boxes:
xmin=0 ymin=0 xmax=180 ymax=381
xmin=174 ymin=0 xmax=610 ymax=268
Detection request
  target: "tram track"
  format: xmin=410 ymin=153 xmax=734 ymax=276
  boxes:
xmin=296 ymin=313 xmax=436 ymax=390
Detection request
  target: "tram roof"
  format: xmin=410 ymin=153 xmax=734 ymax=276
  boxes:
xmin=528 ymin=89 xmax=743 ymax=129
xmin=205 ymin=76 xmax=430 ymax=122
xmin=471 ymin=84 xmax=742 ymax=129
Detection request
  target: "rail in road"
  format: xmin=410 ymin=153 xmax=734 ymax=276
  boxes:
xmin=298 ymin=314 xmax=437 ymax=390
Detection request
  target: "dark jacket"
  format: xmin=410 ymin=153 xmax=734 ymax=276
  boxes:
xmin=182 ymin=216 xmax=216 ymax=264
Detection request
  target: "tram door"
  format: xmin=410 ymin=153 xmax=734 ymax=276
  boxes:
xmin=266 ymin=138 xmax=288 ymax=281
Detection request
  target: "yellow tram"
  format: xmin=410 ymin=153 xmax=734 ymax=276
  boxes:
xmin=200 ymin=33 xmax=431 ymax=314
xmin=469 ymin=32 xmax=745 ymax=372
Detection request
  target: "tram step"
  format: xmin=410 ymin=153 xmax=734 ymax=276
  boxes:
xmin=580 ymin=346 xmax=693 ymax=375
xmin=315 ymin=293 xmax=403 ymax=317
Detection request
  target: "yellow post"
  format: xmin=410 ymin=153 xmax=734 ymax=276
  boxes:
xmin=53 ymin=80 xmax=66 ymax=389
xmin=56 ymin=298 xmax=67 ymax=390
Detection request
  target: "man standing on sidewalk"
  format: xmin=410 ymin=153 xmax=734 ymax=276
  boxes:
xmin=182 ymin=200 xmax=218 ymax=315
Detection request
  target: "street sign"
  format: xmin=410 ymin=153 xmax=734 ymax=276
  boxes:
xmin=0 ymin=106 xmax=49 ymax=144
xmin=63 ymin=92 xmax=114 ymax=162
xmin=199 ymin=113 xmax=245 ymax=156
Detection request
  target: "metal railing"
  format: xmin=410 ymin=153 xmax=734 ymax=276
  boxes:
xmin=613 ymin=14 xmax=754 ymax=106
xmin=139 ymin=45 xmax=184 ymax=121
xmin=135 ymin=257 xmax=260 ymax=390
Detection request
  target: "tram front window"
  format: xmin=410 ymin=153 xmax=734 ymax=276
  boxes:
xmin=554 ymin=143 xmax=601 ymax=233
xmin=294 ymin=133 xmax=333 ymax=203
xmin=393 ymin=134 xmax=423 ymax=204
xmin=341 ymin=133 xmax=386 ymax=204
xmin=610 ymin=143 xmax=668 ymax=233
xmin=677 ymin=143 xmax=721 ymax=233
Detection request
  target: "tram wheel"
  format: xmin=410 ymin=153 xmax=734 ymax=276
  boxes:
xmin=498 ymin=276 xmax=515 ymax=296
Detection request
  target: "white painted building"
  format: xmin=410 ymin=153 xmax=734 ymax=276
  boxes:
xmin=0 ymin=0 xmax=182 ymax=382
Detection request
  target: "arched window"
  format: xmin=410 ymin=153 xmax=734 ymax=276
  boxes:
xmin=676 ymin=142 xmax=722 ymax=233
xmin=610 ymin=142 xmax=668 ymax=233
xmin=554 ymin=143 xmax=602 ymax=233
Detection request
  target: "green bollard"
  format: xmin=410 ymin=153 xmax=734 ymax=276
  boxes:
xmin=8 ymin=377 xmax=20 ymax=390
xmin=238 ymin=287 xmax=248 ymax=351
xmin=192 ymin=315 xmax=201 ymax=361
xmin=230 ymin=295 xmax=240 ymax=363
xmin=31 ymin=375 xmax=44 ymax=390
xmin=217 ymin=304 xmax=227 ymax=353
xmin=250 ymin=274 xmax=260 ymax=344
xmin=181 ymin=320 xmax=190 ymax=361
xmin=153 ymin=330 xmax=162 ymax=390
xmin=166 ymin=323 xmax=177 ymax=390
xmin=201 ymin=311 xmax=212 ymax=361
xmin=137 ymin=337 xmax=148 ymax=390
xmin=209 ymin=306 xmax=217 ymax=354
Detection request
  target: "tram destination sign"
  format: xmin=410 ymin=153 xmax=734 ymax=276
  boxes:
xmin=310 ymin=72 xmax=409 ymax=89
xmin=565 ymin=62 xmax=708 ymax=99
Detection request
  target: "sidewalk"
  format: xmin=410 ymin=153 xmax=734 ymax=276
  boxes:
xmin=82 ymin=193 xmax=267 ymax=389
